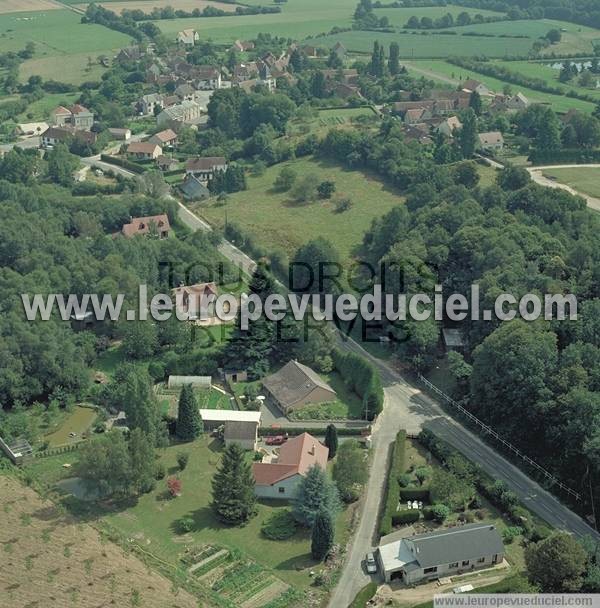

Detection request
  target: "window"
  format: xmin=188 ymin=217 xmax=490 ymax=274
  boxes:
xmin=449 ymin=562 xmax=459 ymax=569
xmin=278 ymin=487 xmax=285 ymax=494
xmin=462 ymin=560 xmax=470 ymax=566
xmin=477 ymin=557 xmax=485 ymax=563
xmin=424 ymin=567 xmax=437 ymax=574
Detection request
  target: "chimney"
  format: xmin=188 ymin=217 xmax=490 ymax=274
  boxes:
xmin=309 ymin=443 xmax=315 ymax=455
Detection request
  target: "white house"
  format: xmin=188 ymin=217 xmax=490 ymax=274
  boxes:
xmin=252 ymin=433 xmax=329 ymax=499
xmin=185 ymin=156 xmax=227 ymax=182
xmin=377 ymin=523 xmax=505 ymax=584
xmin=478 ymin=131 xmax=504 ymax=152
xmin=177 ymin=29 xmax=199 ymax=47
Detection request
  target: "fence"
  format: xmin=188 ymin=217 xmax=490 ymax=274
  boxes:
xmin=417 ymin=373 xmax=582 ymax=501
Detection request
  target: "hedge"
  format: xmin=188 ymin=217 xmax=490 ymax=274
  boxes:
xmin=417 ymin=429 xmax=543 ymax=536
xmin=392 ymin=509 xmax=420 ymax=525
xmin=258 ymin=426 xmax=368 ymax=437
xmin=99 ymin=154 xmax=146 ymax=174
xmin=379 ymin=430 xmax=406 ymax=537
xmin=332 ymin=348 xmax=384 ymax=420
xmin=400 ymin=488 xmax=430 ymax=501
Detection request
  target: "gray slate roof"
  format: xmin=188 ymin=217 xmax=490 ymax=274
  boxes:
xmin=262 ymin=360 xmax=336 ymax=409
xmin=402 ymin=523 xmax=504 ymax=569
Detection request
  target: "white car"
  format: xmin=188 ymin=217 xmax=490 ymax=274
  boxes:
xmin=365 ymin=552 xmax=377 ymax=574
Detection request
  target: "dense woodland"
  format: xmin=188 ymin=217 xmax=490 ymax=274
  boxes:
xmin=360 ymin=155 xmax=600 ymax=506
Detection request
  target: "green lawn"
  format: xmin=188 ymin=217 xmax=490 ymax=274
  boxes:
xmin=405 ymin=59 xmax=596 ymax=113
xmin=287 ymin=370 xmax=365 ymax=421
xmin=193 ymin=156 xmax=405 ymax=263
xmin=317 ymin=30 xmax=534 ymax=58
xmin=158 ymin=385 xmax=234 ymax=417
xmin=17 ymin=91 xmax=79 ymax=121
xmin=99 ymin=437 xmax=352 ymax=592
xmin=43 ymin=405 xmax=97 ymax=448
xmin=541 ymin=167 xmax=600 ymax=198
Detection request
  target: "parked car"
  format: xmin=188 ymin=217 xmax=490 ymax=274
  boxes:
xmin=265 ymin=434 xmax=288 ymax=446
xmin=453 ymin=585 xmax=474 ymax=594
xmin=365 ymin=552 xmax=377 ymax=574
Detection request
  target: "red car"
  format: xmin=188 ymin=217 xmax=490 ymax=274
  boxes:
xmin=265 ymin=434 xmax=288 ymax=446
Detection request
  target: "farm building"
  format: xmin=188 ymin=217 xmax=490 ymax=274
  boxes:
xmin=168 ymin=376 xmax=212 ymax=389
xmin=253 ymin=433 xmax=328 ymax=499
xmin=199 ymin=410 xmax=261 ymax=450
xmin=377 ymin=523 xmax=504 ymax=584
xmin=262 ymin=360 xmax=336 ymax=415
xmin=185 ymin=157 xmax=227 ymax=182
xmin=108 ymin=128 xmax=131 ymax=141
xmin=478 ymin=131 xmax=504 ymax=152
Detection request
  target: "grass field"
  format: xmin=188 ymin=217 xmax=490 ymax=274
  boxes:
xmin=193 ymin=156 xmax=405 ymax=262
xmin=371 ymin=5 xmax=504 ymax=28
xmin=75 ymin=0 xmax=237 ymax=14
xmin=541 ymin=167 xmax=600 ymax=198
xmin=43 ymin=405 xmax=97 ymax=448
xmin=0 ymin=0 xmax=61 ymax=14
xmin=0 ymin=475 xmax=199 ymax=608
xmin=17 ymin=91 xmax=79 ymax=120
xmin=0 ymin=10 xmax=131 ymax=83
xmin=317 ymin=30 xmax=534 ymax=58
xmin=405 ymin=59 xmax=597 ymax=113
xmin=494 ymin=59 xmax=600 ymax=101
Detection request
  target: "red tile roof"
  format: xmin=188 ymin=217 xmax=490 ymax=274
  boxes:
xmin=121 ymin=214 xmax=170 ymax=238
xmin=253 ymin=433 xmax=328 ymax=486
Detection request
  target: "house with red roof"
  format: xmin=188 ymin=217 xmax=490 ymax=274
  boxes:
xmin=252 ymin=432 xmax=328 ymax=499
xmin=121 ymin=214 xmax=170 ymax=239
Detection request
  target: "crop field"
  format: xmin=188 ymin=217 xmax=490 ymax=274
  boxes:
xmin=74 ymin=0 xmax=237 ymax=15
xmin=541 ymin=167 xmax=600 ymax=198
xmin=0 ymin=475 xmax=198 ymax=608
xmin=194 ymin=156 xmax=405 ymax=262
xmin=154 ymin=0 xmax=357 ymax=42
xmin=405 ymin=59 xmax=597 ymax=113
xmin=317 ymin=30 xmax=534 ymax=58
xmin=0 ymin=0 xmax=62 ymax=14
xmin=19 ymin=52 xmax=110 ymax=85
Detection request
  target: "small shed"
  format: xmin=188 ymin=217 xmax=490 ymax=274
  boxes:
xmin=223 ymin=368 xmax=248 ymax=384
xmin=199 ymin=410 xmax=261 ymax=450
xmin=0 ymin=436 xmax=33 ymax=466
xmin=442 ymin=328 xmax=464 ymax=351
xmin=168 ymin=375 xmax=212 ymax=389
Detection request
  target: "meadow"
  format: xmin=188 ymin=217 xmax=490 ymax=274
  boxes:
xmin=316 ymin=30 xmax=534 ymax=58
xmin=493 ymin=59 xmax=600 ymax=101
xmin=0 ymin=10 xmax=131 ymax=83
xmin=541 ymin=167 xmax=600 ymax=198
xmin=193 ymin=156 xmax=405 ymax=263
xmin=405 ymin=59 xmax=597 ymax=113
xmin=372 ymin=5 xmax=504 ymax=28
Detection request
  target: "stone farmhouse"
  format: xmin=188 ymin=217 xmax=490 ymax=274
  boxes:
xmin=185 ymin=156 xmax=227 ymax=183
xmin=51 ymin=104 xmax=94 ymax=130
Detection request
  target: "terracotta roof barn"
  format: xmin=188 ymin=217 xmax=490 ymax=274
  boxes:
xmin=262 ymin=360 xmax=337 ymax=414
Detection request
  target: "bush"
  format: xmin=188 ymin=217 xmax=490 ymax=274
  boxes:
xmin=392 ymin=509 xmax=420 ymax=525
xmin=502 ymin=526 xmax=523 ymax=544
xmin=335 ymin=197 xmax=353 ymax=213
xmin=148 ymin=361 xmax=166 ymax=382
xmin=177 ymin=452 xmax=189 ymax=471
xmin=379 ymin=431 xmax=406 ymax=536
xmin=261 ymin=510 xmax=297 ymax=540
xmin=177 ymin=516 xmax=194 ymax=534
xmin=430 ymin=504 xmax=450 ymax=523
xmin=398 ymin=474 xmax=411 ymax=488
xmin=400 ymin=488 xmax=430 ymax=501
xmin=154 ymin=462 xmax=166 ymax=480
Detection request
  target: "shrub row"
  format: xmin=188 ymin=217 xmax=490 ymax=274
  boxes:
xmin=258 ymin=426 xmax=367 ymax=437
xmin=392 ymin=509 xmax=420 ymax=525
xmin=332 ymin=348 xmax=384 ymax=420
xmin=400 ymin=488 xmax=430 ymax=501
xmin=417 ymin=429 xmax=551 ymax=541
xmin=379 ymin=430 xmax=406 ymax=537
xmin=99 ymin=154 xmax=146 ymax=174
